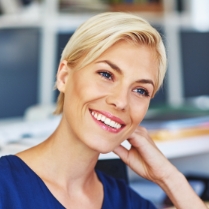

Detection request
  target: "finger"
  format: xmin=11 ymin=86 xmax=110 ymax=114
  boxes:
xmin=129 ymin=128 xmax=158 ymax=148
xmin=113 ymin=145 xmax=130 ymax=165
xmin=127 ymin=132 xmax=164 ymax=159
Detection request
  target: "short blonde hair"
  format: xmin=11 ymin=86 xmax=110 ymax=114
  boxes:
xmin=54 ymin=12 xmax=167 ymax=114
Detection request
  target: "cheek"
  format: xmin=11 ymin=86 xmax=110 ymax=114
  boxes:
xmin=130 ymin=100 xmax=150 ymax=124
xmin=78 ymin=79 xmax=112 ymax=101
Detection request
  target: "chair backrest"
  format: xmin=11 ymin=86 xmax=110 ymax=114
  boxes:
xmin=95 ymin=159 xmax=128 ymax=184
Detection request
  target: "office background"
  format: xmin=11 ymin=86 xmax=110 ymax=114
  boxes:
xmin=0 ymin=0 xmax=209 ymax=119
xmin=1 ymin=0 xmax=209 ymax=176
xmin=0 ymin=0 xmax=209 ymax=207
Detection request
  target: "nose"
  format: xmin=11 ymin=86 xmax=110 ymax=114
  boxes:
xmin=105 ymin=85 xmax=129 ymax=111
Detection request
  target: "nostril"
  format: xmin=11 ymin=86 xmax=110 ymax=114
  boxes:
xmin=105 ymin=93 xmax=128 ymax=111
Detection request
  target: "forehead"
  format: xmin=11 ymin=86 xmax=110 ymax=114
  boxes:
xmin=98 ymin=40 xmax=158 ymax=64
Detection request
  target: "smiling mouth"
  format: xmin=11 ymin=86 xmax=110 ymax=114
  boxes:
xmin=91 ymin=111 xmax=124 ymax=130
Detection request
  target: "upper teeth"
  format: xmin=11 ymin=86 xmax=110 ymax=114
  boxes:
xmin=91 ymin=111 xmax=122 ymax=129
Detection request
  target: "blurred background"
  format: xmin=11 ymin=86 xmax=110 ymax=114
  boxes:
xmin=0 ymin=0 xmax=209 ymax=118
xmin=0 ymin=0 xmax=209 ymax=208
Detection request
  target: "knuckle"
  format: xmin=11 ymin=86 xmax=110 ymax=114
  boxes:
xmin=139 ymin=126 xmax=148 ymax=133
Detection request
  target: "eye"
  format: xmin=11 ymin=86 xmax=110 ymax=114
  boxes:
xmin=98 ymin=71 xmax=113 ymax=80
xmin=133 ymin=88 xmax=150 ymax=97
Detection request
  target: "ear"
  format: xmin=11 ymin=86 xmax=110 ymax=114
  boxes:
xmin=56 ymin=60 xmax=70 ymax=93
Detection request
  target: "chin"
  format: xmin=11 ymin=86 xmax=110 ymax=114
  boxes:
xmin=98 ymin=148 xmax=113 ymax=155
xmin=89 ymin=141 xmax=116 ymax=154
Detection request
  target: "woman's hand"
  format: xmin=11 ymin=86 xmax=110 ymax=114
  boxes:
xmin=113 ymin=126 xmax=176 ymax=184
xmin=113 ymin=126 xmax=208 ymax=209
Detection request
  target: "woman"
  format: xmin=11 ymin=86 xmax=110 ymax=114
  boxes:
xmin=0 ymin=12 xmax=207 ymax=209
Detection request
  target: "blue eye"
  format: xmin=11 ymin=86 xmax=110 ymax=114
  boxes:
xmin=133 ymin=88 xmax=149 ymax=97
xmin=99 ymin=71 xmax=113 ymax=80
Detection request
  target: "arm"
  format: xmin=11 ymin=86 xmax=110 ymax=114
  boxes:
xmin=113 ymin=127 xmax=207 ymax=209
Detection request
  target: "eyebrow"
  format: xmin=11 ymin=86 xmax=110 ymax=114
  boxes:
xmin=96 ymin=60 xmax=122 ymax=74
xmin=96 ymin=60 xmax=155 ymax=88
xmin=136 ymin=79 xmax=155 ymax=88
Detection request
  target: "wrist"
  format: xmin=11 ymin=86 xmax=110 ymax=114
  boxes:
xmin=156 ymin=166 xmax=184 ymax=192
xmin=156 ymin=168 xmax=207 ymax=209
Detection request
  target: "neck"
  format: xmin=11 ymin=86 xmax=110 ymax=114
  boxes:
xmin=18 ymin=115 xmax=101 ymax=190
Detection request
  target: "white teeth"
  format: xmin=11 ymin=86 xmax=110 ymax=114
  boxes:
xmin=110 ymin=121 xmax=115 ymax=127
xmin=101 ymin=115 xmax=106 ymax=122
xmin=104 ymin=118 xmax=111 ymax=125
xmin=117 ymin=124 xmax=121 ymax=129
xmin=97 ymin=114 xmax=102 ymax=120
xmin=91 ymin=111 xmax=122 ymax=129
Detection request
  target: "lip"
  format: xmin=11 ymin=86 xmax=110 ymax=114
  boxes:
xmin=89 ymin=109 xmax=125 ymax=133
xmin=92 ymin=109 xmax=125 ymax=125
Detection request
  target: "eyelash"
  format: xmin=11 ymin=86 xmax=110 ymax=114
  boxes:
xmin=98 ymin=71 xmax=113 ymax=80
xmin=133 ymin=88 xmax=150 ymax=97
xmin=98 ymin=71 xmax=150 ymax=97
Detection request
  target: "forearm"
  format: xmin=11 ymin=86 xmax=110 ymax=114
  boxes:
xmin=113 ymin=128 xmax=207 ymax=208
xmin=157 ymin=168 xmax=207 ymax=209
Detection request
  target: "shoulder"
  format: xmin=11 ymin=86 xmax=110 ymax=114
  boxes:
xmin=0 ymin=155 xmax=65 ymax=209
xmin=0 ymin=155 xmax=23 ymax=205
xmin=0 ymin=155 xmax=33 ymax=194
xmin=0 ymin=155 xmax=36 ymax=187
xmin=0 ymin=154 xmax=24 ymax=173
xmin=0 ymin=155 xmax=22 ymax=188
xmin=0 ymin=155 xmax=15 ymax=180
xmin=96 ymin=170 xmax=156 ymax=209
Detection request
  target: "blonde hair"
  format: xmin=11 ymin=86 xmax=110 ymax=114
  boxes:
xmin=54 ymin=12 xmax=167 ymax=114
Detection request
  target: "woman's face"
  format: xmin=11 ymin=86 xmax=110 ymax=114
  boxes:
xmin=59 ymin=40 xmax=158 ymax=153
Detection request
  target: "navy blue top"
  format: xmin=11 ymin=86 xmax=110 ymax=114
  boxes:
xmin=0 ymin=155 xmax=156 ymax=209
